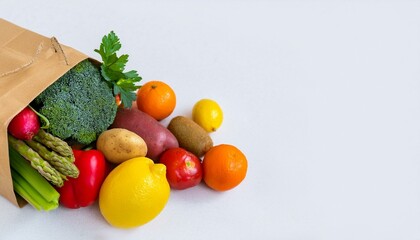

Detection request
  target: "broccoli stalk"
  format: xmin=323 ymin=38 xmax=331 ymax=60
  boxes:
xmin=33 ymin=60 xmax=117 ymax=145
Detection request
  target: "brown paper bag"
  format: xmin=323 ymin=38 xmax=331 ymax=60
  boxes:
xmin=0 ymin=18 xmax=89 ymax=207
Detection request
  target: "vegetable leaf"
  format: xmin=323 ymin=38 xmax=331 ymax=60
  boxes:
xmin=95 ymin=31 xmax=141 ymax=108
xmin=113 ymin=85 xmax=137 ymax=109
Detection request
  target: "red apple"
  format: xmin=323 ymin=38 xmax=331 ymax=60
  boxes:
xmin=159 ymin=148 xmax=203 ymax=190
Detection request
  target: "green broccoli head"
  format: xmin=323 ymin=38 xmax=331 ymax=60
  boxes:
xmin=34 ymin=60 xmax=117 ymax=144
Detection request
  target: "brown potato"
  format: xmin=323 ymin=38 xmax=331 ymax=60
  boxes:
xmin=167 ymin=116 xmax=213 ymax=158
xmin=96 ymin=128 xmax=147 ymax=164
xmin=110 ymin=108 xmax=179 ymax=161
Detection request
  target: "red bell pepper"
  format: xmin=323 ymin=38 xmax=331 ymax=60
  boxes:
xmin=57 ymin=149 xmax=107 ymax=208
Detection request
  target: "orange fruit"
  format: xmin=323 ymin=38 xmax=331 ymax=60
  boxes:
xmin=202 ymin=144 xmax=248 ymax=191
xmin=136 ymin=81 xmax=176 ymax=121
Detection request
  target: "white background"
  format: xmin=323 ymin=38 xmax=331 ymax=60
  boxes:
xmin=1 ymin=0 xmax=420 ymax=239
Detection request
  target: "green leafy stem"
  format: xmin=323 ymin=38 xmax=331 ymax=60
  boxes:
xmin=94 ymin=31 xmax=142 ymax=108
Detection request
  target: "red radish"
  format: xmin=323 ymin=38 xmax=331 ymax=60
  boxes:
xmin=8 ymin=107 xmax=40 ymax=140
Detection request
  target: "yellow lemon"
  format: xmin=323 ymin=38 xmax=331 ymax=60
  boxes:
xmin=192 ymin=99 xmax=223 ymax=132
xmin=99 ymin=157 xmax=170 ymax=228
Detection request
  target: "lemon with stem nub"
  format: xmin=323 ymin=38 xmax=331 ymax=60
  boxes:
xmin=99 ymin=157 xmax=170 ymax=228
xmin=192 ymin=99 xmax=223 ymax=132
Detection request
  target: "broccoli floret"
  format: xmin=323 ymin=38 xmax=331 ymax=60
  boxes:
xmin=34 ymin=60 xmax=117 ymax=144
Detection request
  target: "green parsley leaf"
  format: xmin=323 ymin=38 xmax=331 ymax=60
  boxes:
xmin=113 ymin=85 xmax=137 ymax=109
xmin=95 ymin=31 xmax=141 ymax=108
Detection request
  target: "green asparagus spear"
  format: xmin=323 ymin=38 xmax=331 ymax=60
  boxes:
xmin=25 ymin=139 xmax=79 ymax=178
xmin=8 ymin=135 xmax=64 ymax=187
xmin=33 ymin=129 xmax=74 ymax=160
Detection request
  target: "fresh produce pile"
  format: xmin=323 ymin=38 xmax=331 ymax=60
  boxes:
xmin=6 ymin=31 xmax=248 ymax=228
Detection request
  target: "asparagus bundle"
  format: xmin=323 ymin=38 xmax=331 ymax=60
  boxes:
xmin=25 ymin=139 xmax=78 ymax=178
xmin=8 ymin=135 xmax=64 ymax=187
xmin=8 ymin=130 xmax=79 ymax=187
xmin=33 ymin=129 xmax=75 ymax=162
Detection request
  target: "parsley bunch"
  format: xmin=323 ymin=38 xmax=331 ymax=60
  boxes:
xmin=95 ymin=31 xmax=141 ymax=108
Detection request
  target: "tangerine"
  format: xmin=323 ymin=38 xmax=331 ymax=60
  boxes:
xmin=136 ymin=81 xmax=176 ymax=121
xmin=202 ymin=144 xmax=248 ymax=191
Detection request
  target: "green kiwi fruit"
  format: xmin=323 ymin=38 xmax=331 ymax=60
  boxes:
xmin=167 ymin=116 xmax=213 ymax=157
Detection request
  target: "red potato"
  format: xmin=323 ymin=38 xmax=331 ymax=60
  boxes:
xmin=110 ymin=108 xmax=178 ymax=161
